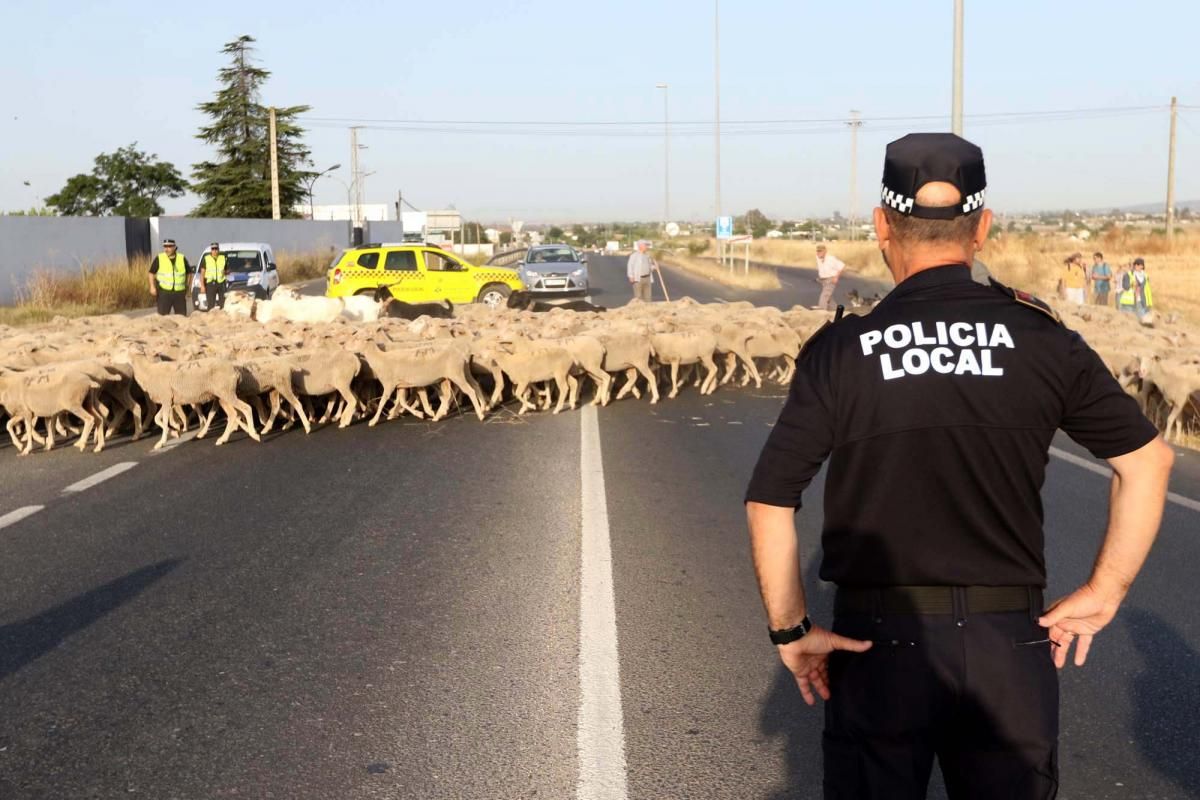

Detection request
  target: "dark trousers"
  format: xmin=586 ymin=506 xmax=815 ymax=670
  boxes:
xmin=156 ymin=290 xmax=187 ymax=316
xmin=824 ymin=597 xmax=1059 ymax=799
xmin=205 ymin=281 xmax=226 ymax=310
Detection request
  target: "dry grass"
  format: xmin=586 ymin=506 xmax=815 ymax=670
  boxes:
xmin=682 ymin=231 xmax=1200 ymax=325
xmin=656 ymin=246 xmax=782 ymax=291
xmin=0 ymin=250 xmax=336 ymax=327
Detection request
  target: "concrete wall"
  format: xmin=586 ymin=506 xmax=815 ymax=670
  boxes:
xmin=155 ymin=218 xmax=352 ymax=263
xmin=0 ymin=216 xmax=129 ymax=304
xmin=363 ymin=220 xmax=412 ymax=244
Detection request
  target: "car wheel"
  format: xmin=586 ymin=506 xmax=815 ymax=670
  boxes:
xmin=478 ymin=284 xmax=511 ymax=309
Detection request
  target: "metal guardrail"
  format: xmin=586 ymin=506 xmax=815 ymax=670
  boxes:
xmin=485 ymin=248 xmax=526 ymax=268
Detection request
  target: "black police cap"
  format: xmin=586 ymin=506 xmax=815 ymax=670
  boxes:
xmin=162 ymin=238 xmax=176 ymax=246
xmin=881 ymin=133 xmax=987 ymax=220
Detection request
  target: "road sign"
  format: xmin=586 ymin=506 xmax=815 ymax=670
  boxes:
xmin=715 ymin=216 xmax=734 ymax=239
xmin=665 ymin=222 xmax=680 ymax=238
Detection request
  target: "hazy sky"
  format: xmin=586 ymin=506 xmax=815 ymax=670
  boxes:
xmin=2 ymin=0 xmax=1197 ymax=223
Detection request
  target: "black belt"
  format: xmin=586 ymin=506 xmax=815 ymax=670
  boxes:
xmin=835 ymin=585 xmax=1042 ymax=616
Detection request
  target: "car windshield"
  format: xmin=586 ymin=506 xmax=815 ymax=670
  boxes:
xmin=224 ymin=251 xmax=263 ymax=271
xmin=527 ymin=247 xmax=577 ymax=264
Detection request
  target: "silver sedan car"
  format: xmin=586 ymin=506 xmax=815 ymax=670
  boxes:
xmin=517 ymin=245 xmax=589 ymax=294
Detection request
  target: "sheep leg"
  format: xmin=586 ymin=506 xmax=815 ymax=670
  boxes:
xmin=214 ymin=399 xmax=241 ymax=445
xmin=280 ymin=386 xmax=311 ymax=433
xmin=195 ymin=405 xmax=218 ymax=439
xmin=152 ymin=404 xmax=172 ymax=450
xmin=514 ymin=382 xmax=535 ymax=414
xmin=778 ymin=355 xmax=796 ymax=385
xmin=336 ymin=384 xmax=358 ymax=428
xmin=7 ymin=415 xmax=29 ymax=454
xmin=430 ymin=380 xmax=455 ymax=421
xmin=552 ymin=373 xmax=572 ymax=414
xmin=460 ymin=371 xmax=487 ymax=420
xmin=447 ymin=372 xmax=486 ymax=422
xmin=488 ymin=366 xmax=505 ymax=410
xmin=85 ymin=392 xmax=109 ymax=453
xmin=700 ymin=354 xmax=719 ymax=395
xmin=721 ymin=352 xmax=739 ymax=385
xmin=260 ymin=392 xmax=282 ymax=434
xmin=234 ymin=396 xmax=261 ymax=442
xmin=668 ymin=361 xmax=682 ymax=399
xmin=369 ymin=382 xmax=397 ymax=426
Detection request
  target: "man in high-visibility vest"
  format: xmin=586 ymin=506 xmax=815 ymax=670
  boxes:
xmin=147 ymin=239 xmax=192 ymax=316
xmin=199 ymin=242 xmax=227 ymax=311
xmin=1118 ymin=257 xmax=1154 ymax=319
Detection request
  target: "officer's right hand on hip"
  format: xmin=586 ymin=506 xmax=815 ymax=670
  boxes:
xmin=1038 ymin=582 xmax=1122 ymax=669
xmin=777 ymin=625 xmax=872 ymax=706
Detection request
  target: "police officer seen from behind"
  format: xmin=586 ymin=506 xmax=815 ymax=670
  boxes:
xmin=148 ymin=238 xmax=192 ymax=316
xmin=744 ymin=133 xmax=1174 ymax=799
xmin=200 ymin=242 xmax=227 ymax=311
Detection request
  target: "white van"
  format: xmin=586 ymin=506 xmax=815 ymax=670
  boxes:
xmin=191 ymin=242 xmax=280 ymax=311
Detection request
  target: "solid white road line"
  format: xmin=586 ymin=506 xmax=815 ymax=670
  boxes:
xmin=1049 ymin=446 xmax=1199 ymax=513
xmin=0 ymin=505 xmax=45 ymax=531
xmin=61 ymin=462 xmax=138 ymax=494
xmin=577 ymin=404 xmax=629 ymax=800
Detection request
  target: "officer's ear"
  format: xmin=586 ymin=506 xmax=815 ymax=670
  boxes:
xmin=973 ymin=209 xmax=994 ymax=251
xmin=873 ymin=207 xmax=890 ymax=251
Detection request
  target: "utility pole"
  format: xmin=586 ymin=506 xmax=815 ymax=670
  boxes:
xmin=847 ymin=110 xmax=862 ymax=241
xmin=714 ymin=0 xmax=721 ymax=223
xmin=1166 ymin=96 xmax=1178 ymax=245
xmin=952 ymin=0 xmax=964 ymax=135
xmin=269 ymin=107 xmax=281 ymax=219
xmin=656 ymin=83 xmax=670 ymax=227
xmin=349 ymin=126 xmax=362 ymax=227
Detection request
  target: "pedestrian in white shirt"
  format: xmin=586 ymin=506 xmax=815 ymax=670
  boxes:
xmin=815 ymin=244 xmax=846 ymax=310
xmin=627 ymin=240 xmax=656 ymax=302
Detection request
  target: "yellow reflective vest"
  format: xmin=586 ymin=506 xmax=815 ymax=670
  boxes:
xmin=155 ymin=252 xmax=188 ymax=291
xmin=202 ymin=253 xmax=227 ymax=282
xmin=1118 ymin=273 xmax=1153 ymax=308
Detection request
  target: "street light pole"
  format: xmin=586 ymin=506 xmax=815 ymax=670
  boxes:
xmin=714 ymin=0 xmax=722 ymax=222
xmin=952 ymin=0 xmax=964 ymax=135
xmin=306 ymin=164 xmax=342 ymax=220
xmin=661 ymin=84 xmax=671 ymax=227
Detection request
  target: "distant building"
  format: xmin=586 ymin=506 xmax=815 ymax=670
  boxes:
xmin=307 ymin=203 xmax=391 ymax=222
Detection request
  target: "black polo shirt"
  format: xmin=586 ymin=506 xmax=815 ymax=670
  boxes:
xmin=745 ymin=264 xmax=1158 ymax=588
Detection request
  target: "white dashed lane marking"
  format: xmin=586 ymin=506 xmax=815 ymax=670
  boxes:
xmin=0 ymin=505 xmax=45 ymax=531
xmin=62 ymin=462 xmax=139 ymax=494
xmin=1049 ymin=446 xmax=1199 ymax=513
xmin=577 ymin=404 xmax=628 ymax=800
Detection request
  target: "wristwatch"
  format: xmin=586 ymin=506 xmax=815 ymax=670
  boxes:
xmin=769 ymin=615 xmax=812 ymax=645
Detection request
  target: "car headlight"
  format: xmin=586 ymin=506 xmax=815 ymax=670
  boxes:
xmin=572 ymin=268 xmax=585 ymax=277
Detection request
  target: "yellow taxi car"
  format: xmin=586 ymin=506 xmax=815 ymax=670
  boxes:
xmin=326 ymin=244 xmax=523 ymax=308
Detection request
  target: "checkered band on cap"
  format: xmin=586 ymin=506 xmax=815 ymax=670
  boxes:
xmin=881 ymin=184 xmax=914 ymax=214
xmin=961 ymin=190 xmax=986 ymax=213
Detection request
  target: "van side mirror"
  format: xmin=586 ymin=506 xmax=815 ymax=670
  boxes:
xmin=268 ymin=262 xmax=277 ymax=271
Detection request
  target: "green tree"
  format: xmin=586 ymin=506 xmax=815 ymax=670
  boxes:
xmin=741 ymin=208 xmax=771 ymax=238
xmin=547 ymin=225 xmax=565 ymax=241
xmin=45 ymin=143 xmax=186 ymax=216
xmin=3 ymin=206 xmax=56 ymax=216
xmin=191 ymin=35 xmax=312 ymax=218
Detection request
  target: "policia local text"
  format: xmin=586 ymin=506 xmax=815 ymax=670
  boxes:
xmin=859 ymin=321 xmax=1016 ymax=380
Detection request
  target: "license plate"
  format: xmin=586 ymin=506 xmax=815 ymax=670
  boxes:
xmin=544 ymin=279 xmax=566 ymax=288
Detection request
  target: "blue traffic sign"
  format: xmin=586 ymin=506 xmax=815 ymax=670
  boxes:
xmin=715 ymin=216 xmax=734 ymax=239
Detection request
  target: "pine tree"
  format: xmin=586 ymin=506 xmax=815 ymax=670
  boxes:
xmin=191 ymin=35 xmax=312 ymax=218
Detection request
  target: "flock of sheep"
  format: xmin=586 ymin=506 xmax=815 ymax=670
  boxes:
xmin=0 ymin=285 xmax=1196 ymax=457
xmin=0 ymin=287 xmax=823 ymax=455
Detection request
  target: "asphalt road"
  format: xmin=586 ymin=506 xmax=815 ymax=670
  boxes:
xmin=0 ymin=255 xmax=1198 ymax=799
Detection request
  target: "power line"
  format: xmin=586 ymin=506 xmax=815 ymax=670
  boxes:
xmin=298 ymin=104 xmax=1165 ymax=129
